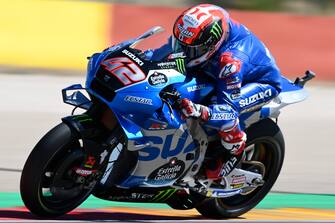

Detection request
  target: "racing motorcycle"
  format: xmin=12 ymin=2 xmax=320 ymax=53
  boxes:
xmin=20 ymin=27 xmax=315 ymax=218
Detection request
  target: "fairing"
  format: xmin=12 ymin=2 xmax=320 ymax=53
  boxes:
xmin=62 ymin=27 xmax=312 ymax=189
xmin=240 ymin=76 xmax=308 ymax=128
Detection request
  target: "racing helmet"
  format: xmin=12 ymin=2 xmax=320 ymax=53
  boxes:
xmin=172 ymin=4 xmax=229 ymax=67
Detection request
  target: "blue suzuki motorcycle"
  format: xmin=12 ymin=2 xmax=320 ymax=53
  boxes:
xmin=20 ymin=27 xmax=315 ymax=218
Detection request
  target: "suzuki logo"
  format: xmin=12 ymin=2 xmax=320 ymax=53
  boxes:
xmin=138 ymin=131 xmax=196 ymax=161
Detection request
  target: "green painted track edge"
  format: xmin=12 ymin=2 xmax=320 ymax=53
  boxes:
xmin=0 ymin=192 xmax=334 ymax=209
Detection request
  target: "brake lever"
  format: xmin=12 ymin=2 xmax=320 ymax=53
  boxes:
xmin=161 ymin=89 xmax=181 ymax=105
xmin=160 ymin=89 xmax=182 ymax=117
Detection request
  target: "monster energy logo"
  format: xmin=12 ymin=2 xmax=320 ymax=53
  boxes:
xmin=175 ymin=58 xmax=186 ymax=73
xmin=73 ymin=114 xmax=93 ymax=123
xmin=210 ymin=22 xmax=223 ymax=40
xmin=151 ymin=189 xmax=176 ymax=202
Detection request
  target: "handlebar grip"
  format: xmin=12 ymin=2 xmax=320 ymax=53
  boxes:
xmin=304 ymin=70 xmax=316 ymax=81
xmin=294 ymin=70 xmax=316 ymax=87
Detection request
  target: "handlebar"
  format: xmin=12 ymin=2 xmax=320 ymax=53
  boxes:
xmin=160 ymin=88 xmax=182 ymax=113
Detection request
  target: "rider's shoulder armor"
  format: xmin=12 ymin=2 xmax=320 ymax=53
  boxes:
xmin=202 ymin=18 xmax=278 ymax=81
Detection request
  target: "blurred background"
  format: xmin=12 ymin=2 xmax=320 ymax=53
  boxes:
xmin=0 ymin=0 xmax=334 ymax=195
xmin=1 ymin=0 xmax=335 ymax=78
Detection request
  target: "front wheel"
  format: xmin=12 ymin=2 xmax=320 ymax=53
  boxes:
xmin=196 ymin=118 xmax=285 ymax=218
xmin=20 ymin=123 xmax=96 ymax=217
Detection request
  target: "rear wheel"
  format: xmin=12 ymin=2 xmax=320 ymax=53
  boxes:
xmin=20 ymin=123 xmax=97 ymax=217
xmin=196 ymin=118 xmax=285 ymax=218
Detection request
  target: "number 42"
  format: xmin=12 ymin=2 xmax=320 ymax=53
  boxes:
xmin=102 ymin=57 xmax=146 ymax=85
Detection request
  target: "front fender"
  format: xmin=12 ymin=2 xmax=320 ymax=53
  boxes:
xmin=62 ymin=114 xmax=102 ymax=139
xmin=61 ymin=114 xmax=113 ymax=170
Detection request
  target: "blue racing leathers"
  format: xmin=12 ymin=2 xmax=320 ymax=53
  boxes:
xmin=146 ymin=18 xmax=282 ymax=133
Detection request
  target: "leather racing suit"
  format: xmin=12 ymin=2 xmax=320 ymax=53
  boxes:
xmin=145 ymin=17 xmax=282 ymax=178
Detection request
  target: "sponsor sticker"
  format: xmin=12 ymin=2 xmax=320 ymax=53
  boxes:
xmin=75 ymin=168 xmax=96 ymax=177
xmin=232 ymin=174 xmax=246 ymax=184
xmin=187 ymin=84 xmax=206 ymax=92
xmin=175 ymin=58 xmax=186 ymax=73
xmin=216 ymin=104 xmax=231 ymax=112
xmin=177 ymin=24 xmax=194 ymax=38
xmin=226 ymin=83 xmax=241 ymax=90
xmin=230 ymin=174 xmax=246 ymax=189
xmin=84 ymin=156 xmax=96 ymax=168
xmin=151 ymin=189 xmax=177 ymax=202
xmin=210 ymin=113 xmax=236 ymax=121
xmin=168 ymin=52 xmax=185 ymax=59
xmin=207 ymin=189 xmax=242 ymax=198
xmin=149 ymin=123 xmax=168 ymax=130
xmin=241 ymin=102 xmax=268 ymax=113
xmin=183 ymin=14 xmax=200 ymax=27
xmin=148 ymin=72 xmax=168 ymax=87
xmin=231 ymin=91 xmax=241 ymax=100
xmin=239 ymin=89 xmax=272 ymax=108
xmin=231 ymin=183 xmax=244 ymax=189
xmin=157 ymin=61 xmax=176 ymax=69
xmin=210 ymin=21 xmax=223 ymax=40
xmin=122 ymin=49 xmax=144 ymax=66
xmin=124 ymin=95 xmax=153 ymax=105
xmin=108 ymin=193 xmax=155 ymax=201
xmin=226 ymin=76 xmax=240 ymax=85
xmin=148 ymin=160 xmax=185 ymax=184
xmin=219 ymin=63 xmax=239 ymax=78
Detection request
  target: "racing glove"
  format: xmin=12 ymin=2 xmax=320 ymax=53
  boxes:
xmin=178 ymin=98 xmax=211 ymax=121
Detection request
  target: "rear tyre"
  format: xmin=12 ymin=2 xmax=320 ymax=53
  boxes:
xmin=195 ymin=118 xmax=285 ymax=218
xmin=20 ymin=123 xmax=94 ymax=217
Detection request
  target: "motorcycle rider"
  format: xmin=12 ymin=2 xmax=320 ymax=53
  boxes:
xmin=146 ymin=4 xmax=282 ymax=179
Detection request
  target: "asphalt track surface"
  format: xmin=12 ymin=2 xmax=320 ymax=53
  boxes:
xmin=0 ymin=73 xmax=334 ymax=222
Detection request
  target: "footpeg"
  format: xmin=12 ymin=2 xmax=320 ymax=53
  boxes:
xmin=252 ymin=178 xmax=264 ymax=186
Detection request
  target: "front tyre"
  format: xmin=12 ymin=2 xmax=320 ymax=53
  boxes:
xmin=20 ymin=123 xmax=94 ymax=217
xmin=196 ymin=118 xmax=285 ymax=218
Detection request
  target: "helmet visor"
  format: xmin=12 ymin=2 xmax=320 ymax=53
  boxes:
xmin=172 ymin=36 xmax=209 ymax=59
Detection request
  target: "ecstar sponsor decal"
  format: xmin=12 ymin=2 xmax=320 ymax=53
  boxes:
xmin=108 ymin=193 xmax=155 ymax=201
xmin=124 ymin=95 xmax=153 ymax=105
xmin=211 ymin=113 xmax=236 ymax=120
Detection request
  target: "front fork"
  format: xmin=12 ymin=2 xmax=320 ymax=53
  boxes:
xmin=62 ymin=84 xmax=123 ymax=181
xmin=61 ymin=103 xmax=121 ymax=179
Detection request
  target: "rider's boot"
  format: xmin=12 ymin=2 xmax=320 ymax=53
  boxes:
xmin=206 ymin=125 xmax=247 ymax=180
